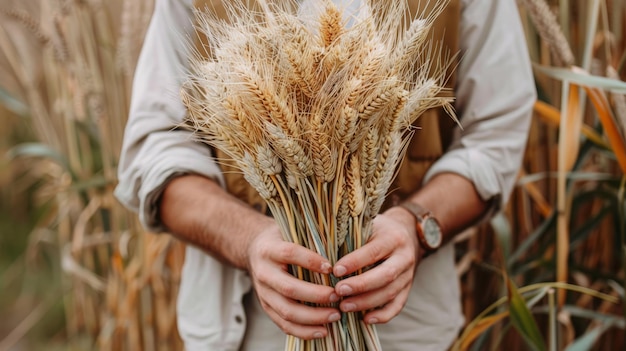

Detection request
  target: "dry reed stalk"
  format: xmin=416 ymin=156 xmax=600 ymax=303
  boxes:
xmin=607 ymin=65 xmax=626 ymax=137
xmin=183 ymin=1 xmax=453 ymax=350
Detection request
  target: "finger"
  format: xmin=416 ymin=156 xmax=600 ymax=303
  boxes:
xmin=270 ymin=242 xmax=333 ymax=274
xmin=259 ymin=290 xmax=342 ymax=339
xmin=266 ymin=292 xmax=342 ymax=326
xmin=333 ymin=234 xmax=400 ymax=277
xmin=362 ymin=283 xmax=412 ymax=324
xmin=263 ymin=306 xmax=329 ymax=340
xmin=335 ymin=254 xmax=412 ymax=297
xmin=262 ymin=270 xmax=340 ymax=304
xmin=338 ymin=270 xmax=412 ymax=313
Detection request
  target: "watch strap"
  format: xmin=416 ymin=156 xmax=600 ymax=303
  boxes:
xmin=398 ymin=201 xmax=431 ymax=220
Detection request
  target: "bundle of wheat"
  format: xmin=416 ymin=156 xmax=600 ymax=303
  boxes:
xmin=182 ymin=0 xmax=453 ymax=350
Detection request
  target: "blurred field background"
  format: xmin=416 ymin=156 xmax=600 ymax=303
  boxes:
xmin=0 ymin=0 xmax=625 ymax=350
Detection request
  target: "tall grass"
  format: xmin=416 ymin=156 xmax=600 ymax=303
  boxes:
xmin=0 ymin=1 xmax=185 ymax=350
xmin=454 ymin=0 xmax=626 ymax=349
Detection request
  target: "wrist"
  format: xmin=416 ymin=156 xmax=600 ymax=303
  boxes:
xmin=384 ymin=206 xmax=417 ymax=235
xmin=244 ymin=217 xmax=276 ymax=270
xmin=383 ymin=206 xmax=422 ymax=260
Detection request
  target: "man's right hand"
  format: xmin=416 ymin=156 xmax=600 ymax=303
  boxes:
xmin=160 ymin=175 xmax=340 ymax=340
xmin=246 ymin=223 xmax=342 ymax=340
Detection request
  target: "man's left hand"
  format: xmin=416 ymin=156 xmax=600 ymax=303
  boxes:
xmin=332 ymin=206 xmax=420 ymax=324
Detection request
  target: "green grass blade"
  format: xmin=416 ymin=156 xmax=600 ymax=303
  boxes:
xmin=543 ymin=305 xmax=625 ymax=328
xmin=564 ymin=325 xmax=610 ymax=351
xmin=491 ymin=213 xmax=512 ymax=268
xmin=518 ymin=171 xmax=619 ymax=184
xmin=548 ymin=289 xmax=557 ymax=351
xmin=506 ymin=277 xmax=547 ymax=351
xmin=533 ymin=64 xmax=626 ymax=93
xmin=0 ymin=87 xmax=28 ymax=117
xmin=510 ymin=212 xmax=555 ymax=267
xmin=7 ymin=142 xmax=72 ymax=173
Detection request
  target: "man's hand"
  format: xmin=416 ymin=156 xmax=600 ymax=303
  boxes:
xmin=246 ymin=223 xmax=342 ymax=340
xmin=161 ymin=175 xmax=340 ymax=339
xmin=332 ymin=207 xmax=419 ymax=324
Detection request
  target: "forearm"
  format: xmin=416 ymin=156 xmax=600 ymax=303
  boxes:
xmin=159 ymin=174 xmax=274 ymax=270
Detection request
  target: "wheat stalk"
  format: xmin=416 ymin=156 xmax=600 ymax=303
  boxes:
xmin=518 ymin=0 xmax=575 ymax=66
xmin=183 ymin=1 xmax=454 ymax=349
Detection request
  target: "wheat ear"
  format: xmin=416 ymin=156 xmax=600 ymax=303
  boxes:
xmin=346 ymin=154 xmax=365 ymax=217
xmin=278 ymin=14 xmax=323 ymax=98
xmin=518 ymin=0 xmax=575 ymax=66
xmin=242 ymin=152 xmax=278 ymax=200
xmin=319 ymin=1 xmax=343 ymax=47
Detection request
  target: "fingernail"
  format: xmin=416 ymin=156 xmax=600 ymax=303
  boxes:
xmin=342 ymin=303 xmax=356 ymax=312
xmin=334 ymin=265 xmax=347 ymax=277
xmin=313 ymin=332 xmax=324 ymax=339
xmin=329 ymin=293 xmax=339 ymax=303
xmin=321 ymin=262 xmax=332 ymax=273
xmin=368 ymin=317 xmax=379 ymax=324
xmin=338 ymin=285 xmax=353 ymax=296
xmin=328 ymin=312 xmax=341 ymax=322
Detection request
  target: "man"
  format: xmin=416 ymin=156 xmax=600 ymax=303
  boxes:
xmin=115 ymin=0 xmax=535 ymax=349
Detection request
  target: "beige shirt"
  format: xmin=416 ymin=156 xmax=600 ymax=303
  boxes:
xmin=115 ymin=0 xmax=536 ymax=350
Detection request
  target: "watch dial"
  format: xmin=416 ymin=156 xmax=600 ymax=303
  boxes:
xmin=423 ymin=218 xmax=442 ymax=246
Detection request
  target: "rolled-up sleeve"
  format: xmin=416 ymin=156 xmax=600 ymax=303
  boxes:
xmin=424 ymin=0 xmax=536 ymax=215
xmin=115 ymin=0 xmax=225 ymax=232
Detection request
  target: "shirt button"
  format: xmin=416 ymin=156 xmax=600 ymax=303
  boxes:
xmin=235 ymin=315 xmax=243 ymax=324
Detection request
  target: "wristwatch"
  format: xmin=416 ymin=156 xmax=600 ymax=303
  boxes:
xmin=398 ymin=202 xmax=443 ymax=253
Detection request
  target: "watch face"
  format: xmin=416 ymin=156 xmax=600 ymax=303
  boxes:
xmin=423 ymin=218 xmax=442 ymax=247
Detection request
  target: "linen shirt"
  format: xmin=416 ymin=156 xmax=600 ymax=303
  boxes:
xmin=115 ymin=0 xmax=536 ymax=350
